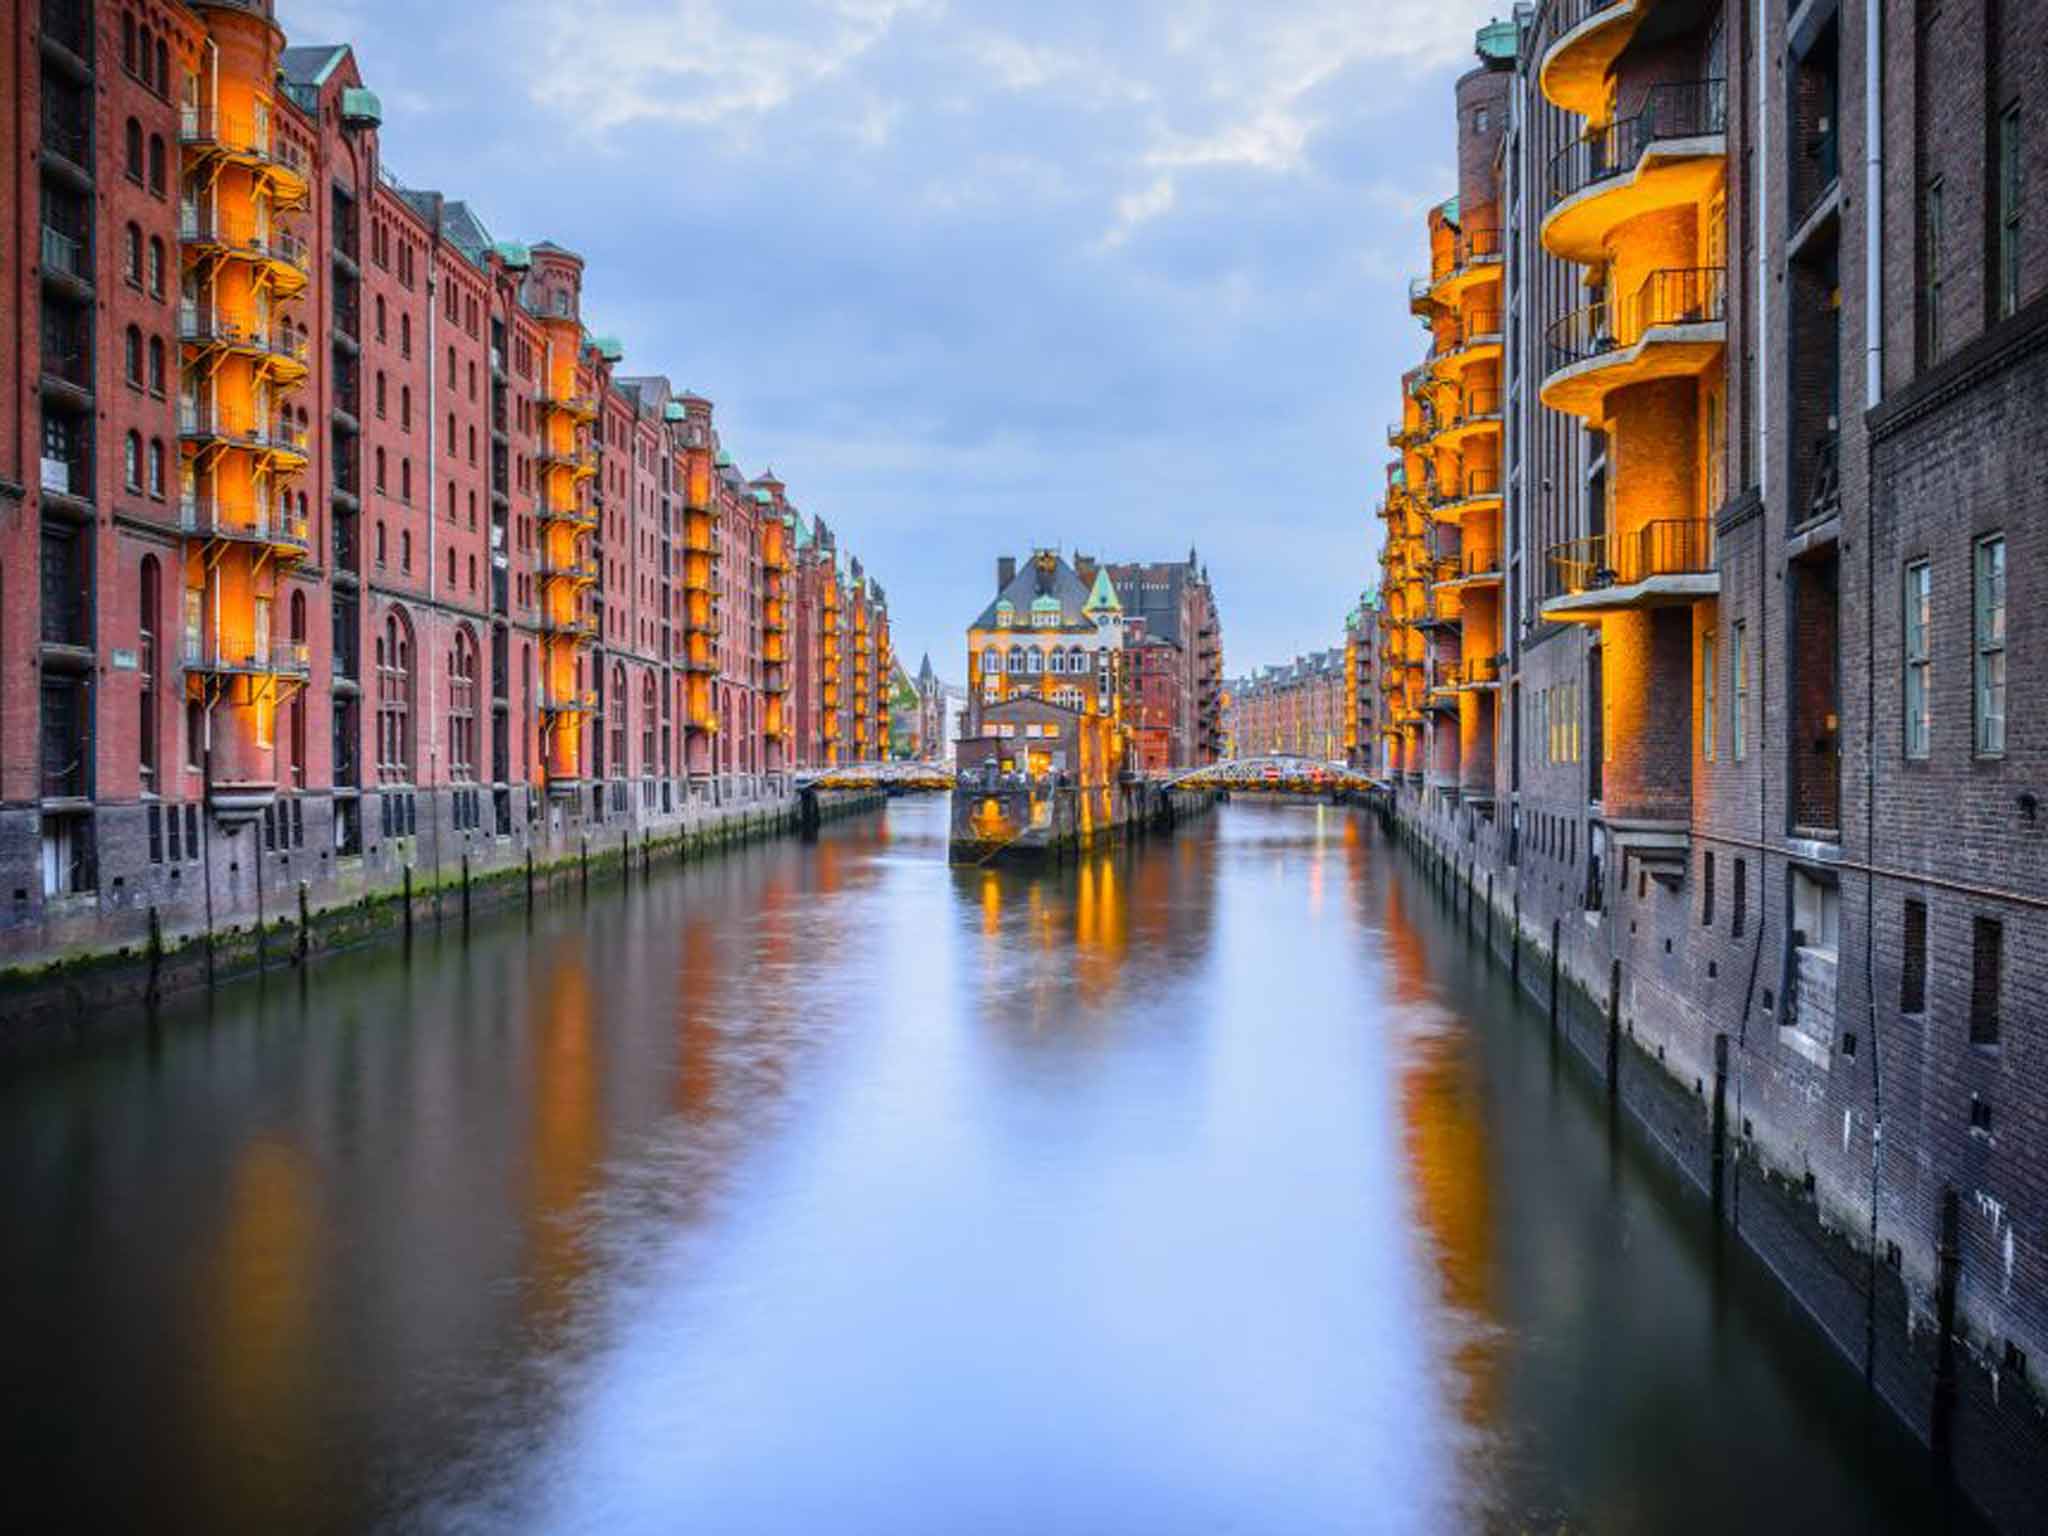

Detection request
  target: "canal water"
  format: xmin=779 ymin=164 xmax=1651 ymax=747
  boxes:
xmin=1 ymin=799 xmax=1968 ymax=1533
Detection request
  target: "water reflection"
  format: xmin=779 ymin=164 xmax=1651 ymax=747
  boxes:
xmin=0 ymin=799 xmax=1969 ymax=1534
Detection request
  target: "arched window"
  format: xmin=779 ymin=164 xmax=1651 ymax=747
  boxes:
xmin=154 ymin=37 xmax=168 ymax=94
xmin=982 ymin=649 xmax=1002 ymax=676
xmin=375 ymin=520 xmax=388 ymax=566
xmin=289 ymin=592 xmax=307 ymax=783
xmin=374 ymin=447 xmax=387 ymax=493
xmin=400 ymin=529 xmax=412 ymax=570
xmin=374 ymin=295 xmax=386 ymax=342
xmin=124 ymin=431 xmax=142 ymax=491
xmin=147 ymin=438 xmax=164 ymax=498
xmin=400 ymin=314 xmax=411 ymax=357
xmin=445 ymin=546 xmax=455 ymax=588
xmin=610 ymin=663 xmax=628 ymax=776
xmin=449 ymin=627 xmax=478 ymax=780
xmin=148 ymin=336 xmax=165 ymax=394
xmin=376 ymin=609 xmax=414 ymax=783
xmin=641 ymin=674 xmax=656 ymax=773
xmin=1006 ymin=649 xmax=1025 ymax=675
xmin=125 ymin=118 xmax=143 ymax=180
xmin=148 ymin=134 xmax=166 ymax=195
xmin=467 ymin=553 xmax=477 ymax=592
xmin=400 ymin=384 xmax=411 ymax=430
xmin=125 ymin=224 xmax=143 ymax=285
xmin=139 ymin=556 xmax=160 ymax=790
xmin=124 ymin=326 xmax=143 ymax=386
xmin=137 ymin=23 xmax=151 ymax=75
xmin=400 ymin=458 xmax=412 ymax=503
xmin=1026 ymin=649 xmax=1043 ymax=675
xmin=123 ymin=14 xmax=137 ymax=73
xmin=148 ymin=236 xmax=164 ymax=296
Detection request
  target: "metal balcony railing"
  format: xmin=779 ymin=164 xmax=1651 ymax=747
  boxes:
xmin=41 ymin=343 xmax=91 ymax=390
xmin=1540 ymin=0 xmax=1626 ymax=52
xmin=1548 ymin=80 xmax=1727 ymax=207
xmin=180 ymin=494 xmax=310 ymax=551
xmin=177 ymin=302 xmax=310 ymax=365
xmin=1546 ymin=265 xmax=1726 ymax=375
xmin=177 ymin=207 xmax=308 ymax=272
xmin=1544 ymin=518 xmax=1715 ymax=599
xmin=1455 ymin=388 xmax=1503 ymax=425
xmin=178 ymin=403 xmax=310 ymax=456
xmin=42 ymin=112 xmax=92 ymax=168
xmin=184 ymin=636 xmax=312 ymax=676
xmin=41 ymin=224 xmax=89 ymax=280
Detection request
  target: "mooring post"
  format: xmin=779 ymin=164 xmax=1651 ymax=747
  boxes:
xmin=461 ymin=853 xmax=472 ymax=937
xmin=402 ymin=864 xmax=414 ymax=949
xmin=297 ymin=880 xmax=310 ymax=965
xmin=146 ymin=905 xmax=164 ymax=1008
xmin=1711 ymin=1032 xmax=1731 ymax=1216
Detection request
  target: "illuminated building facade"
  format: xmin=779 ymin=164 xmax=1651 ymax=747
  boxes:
xmin=1223 ymin=648 xmax=1347 ymax=763
xmin=1373 ymin=7 xmax=2048 ymax=1481
xmin=1 ymin=0 xmax=897 ymax=964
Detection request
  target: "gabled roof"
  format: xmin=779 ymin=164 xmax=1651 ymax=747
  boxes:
xmin=280 ymin=45 xmax=349 ymax=89
xmin=1083 ymin=567 xmax=1122 ymax=616
xmin=970 ymin=551 xmax=1094 ymax=632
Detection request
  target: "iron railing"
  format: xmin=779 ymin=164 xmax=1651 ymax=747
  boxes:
xmin=1544 ymin=518 xmax=1715 ymax=598
xmin=1548 ymin=80 xmax=1726 ymax=206
xmin=41 ymin=224 xmax=89 ymax=280
xmin=180 ymin=494 xmax=310 ymax=550
xmin=184 ymin=636 xmax=312 ymax=676
xmin=1540 ymin=0 xmax=1626 ymax=53
xmin=1546 ymin=265 xmax=1726 ymax=375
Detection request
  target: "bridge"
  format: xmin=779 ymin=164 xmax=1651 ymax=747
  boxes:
xmin=796 ymin=762 xmax=956 ymax=793
xmin=1160 ymin=756 xmax=1381 ymax=797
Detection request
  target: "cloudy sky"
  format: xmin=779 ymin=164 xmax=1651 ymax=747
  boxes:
xmin=280 ymin=0 xmax=1504 ymax=677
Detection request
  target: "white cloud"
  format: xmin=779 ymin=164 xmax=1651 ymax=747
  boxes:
xmin=1099 ymin=174 xmax=1176 ymax=249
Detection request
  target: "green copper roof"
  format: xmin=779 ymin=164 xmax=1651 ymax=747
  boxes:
xmin=714 ymin=451 xmax=733 ymax=468
xmin=1476 ymin=19 xmax=1519 ymax=61
xmin=493 ymin=240 xmax=531 ymax=269
xmin=340 ymin=87 xmax=383 ymax=127
xmin=592 ymin=335 xmax=624 ymax=362
xmin=751 ymin=488 xmax=772 ymax=504
xmin=1082 ymin=567 xmax=1122 ymax=614
xmin=1030 ymin=593 xmax=1062 ymax=612
xmin=1440 ymin=195 xmax=1460 ymax=225
xmin=662 ymin=401 xmax=686 ymax=422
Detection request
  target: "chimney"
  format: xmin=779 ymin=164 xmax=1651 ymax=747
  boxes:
xmin=997 ymin=556 xmax=1016 ymax=590
xmin=1075 ymin=553 xmax=1097 ymax=588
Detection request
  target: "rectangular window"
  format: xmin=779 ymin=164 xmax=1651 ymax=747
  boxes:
xmin=1901 ymin=899 xmax=1928 ymax=1014
xmin=1974 ymin=536 xmax=2006 ymax=756
xmin=1701 ymin=633 xmax=1717 ymax=761
xmin=1922 ymin=177 xmax=1945 ymax=366
xmin=1998 ymin=106 xmax=2022 ymax=321
xmin=1904 ymin=560 xmax=1933 ymax=758
xmin=1732 ymin=622 xmax=1748 ymax=760
xmin=1702 ymin=850 xmax=1716 ymax=926
xmin=1970 ymin=916 xmax=2002 ymax=1045
xmin=1732 ymin=857 xmax=1747 ymax=938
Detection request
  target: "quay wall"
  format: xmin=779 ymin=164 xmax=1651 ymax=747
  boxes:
xmin=0 ymin=783 xmax=884 ymax=1055
xmin=1377 ymin=790 xmax=2048 ymax=1533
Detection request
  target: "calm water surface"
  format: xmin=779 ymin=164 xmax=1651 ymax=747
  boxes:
xmin=2 ymin=799 xmax=1961 ymax=1532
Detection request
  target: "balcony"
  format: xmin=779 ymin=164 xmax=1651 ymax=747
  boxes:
xmin=541 ymin=689 xmax=599 ymax=716
xmin=178 ymin=404 xmax=312 ymax=468
xmin=180 ymin=494 xmax=312 ymax=557
xmin=1436 ymin=388 xmax=1503 ymax=451
xmin=178 ymin=208 xmax=310 ymax=294
xmin=1541 ymin=518 xmax=1717 ymax=621
xmin=1541 ymin=266 xmax=1726 ymax=417
xmin=537 ymin=610 xmax=600 ymax=641
xmin=39 ymin=223 xmax=92 ymax=294
xmin=1426 ymin=468 xmax=1503 ymax=523
xmin=1441 ymin=547 xmax=1504 ymax=590
xmin=178 ymin=302 xmax=312 ymax=380
xmin=1537 ymin=0 xmax=1647 ymax=120
xmin=1428 ymin=227 xmax=1504 ymax=304
xmin=1544 ymin=81 xmax=1727 ymax=263
xmin=184 ymin=636 xmax=312 ymax=678
xmin=539 ymin=551 xmax=598 ymax=586
xmin=40 ymin=0 xmax=93 ymax=64
xmin=1450 ymin=654 xmax=1502 ymax=691
xmin=1430 ymin=308 xmax=1503 ymax=371
xmin=537 ymin=443 xmax=598 ymax=479
xmin=538 ymin=497 xmax=597 ymax=530
xmin=537 ymin=387 xmax=599 ymax=422
xmin=181 ymin=107 xmax=312 ymax=206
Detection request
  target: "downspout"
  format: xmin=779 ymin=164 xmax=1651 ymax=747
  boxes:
xmin=1862 ymin=0 xmax=1887 ymax=1384
xmin=1755 ymin=0 xmax=1770 ymax=502
xmin=424 ymin=219 xmax=441 ymax=899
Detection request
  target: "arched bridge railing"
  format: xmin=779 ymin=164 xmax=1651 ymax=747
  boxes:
xmin=1160 ymin=758 xmax=1382 ymax=796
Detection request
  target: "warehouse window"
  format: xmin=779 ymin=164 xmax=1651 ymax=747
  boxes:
xmin=1970 ymin=917 xmax=2002 ymax=1046
xmin=1904 ymin=560 xmax=1931 ymax=757
xmin=1974 ymin=536 xmax=2005 ymax=756
xmin=1900 ymin=899 xmax=1927 ymax=1014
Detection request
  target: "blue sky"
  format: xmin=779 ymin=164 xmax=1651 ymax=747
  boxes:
xmin=280 ymin=0 xmax=1505 ymax=677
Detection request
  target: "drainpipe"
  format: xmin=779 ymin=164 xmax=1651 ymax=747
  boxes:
xmin=1862 ymin=0 xmax=1888 ymax=1384
xmin=1755 ymin=0 xmax=1770 ymax=501
xmin=424 ymin=222 xmax=442 ymax=898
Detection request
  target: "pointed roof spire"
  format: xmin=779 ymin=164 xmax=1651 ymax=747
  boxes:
xmin=1084 ymin=566 xmax=1123 ymax=615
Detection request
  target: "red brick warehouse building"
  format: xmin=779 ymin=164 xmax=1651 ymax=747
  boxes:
xmin=1375 ymin=9 xmax=2048 ymax=1522
xmin=1 ymin=0 xmax=895 ymax=964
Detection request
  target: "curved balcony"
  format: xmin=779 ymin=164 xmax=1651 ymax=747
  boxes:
xmin=1543 ymin=81 xmax=1727 ymax=263
xmin=179 ymin=494 xmax=311 ymax=558
xmin=1449 ymin=655 xmax=1502 ymax=692
xmin=178 ymin=208 xmax=310 ymax=297
xmin=183 ymin=636 xmax=312 ymax=678
xmin=1537 ymin=0 xmax=1648 ymax=120
xmin=1440 ymin=547 xmax=1504 ymax=590
xmin=177 ymin=303 xmax=313 ymax=383
xmin=537 ymin=443 xmax=598 ymax=479
xmin=1541 ymin=266 xmax=1726 ymax=417
xmin=1435 ymin=388 xmax=1503 ymax=452
xmin=1426 ymin=467 xmax=1503 ymax=524
xmin=1429 ymin=227 xmax=1504 ymax=304
xmin=1540 ymin=518 xmax=1717 ymax=621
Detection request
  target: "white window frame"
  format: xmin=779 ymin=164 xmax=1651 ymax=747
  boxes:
xmin=1975 ymin=535 xmax=2006 ymax=757
xmin=1732 ymin=621 xmax=1748 ymax=761
xmin=1904 ymin=560 xmax=1931 ymax=759
xmin=1701 ymin=632 xmax=1717 ymax=761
